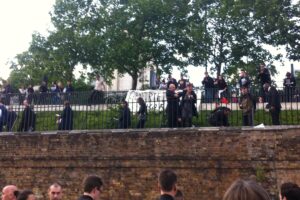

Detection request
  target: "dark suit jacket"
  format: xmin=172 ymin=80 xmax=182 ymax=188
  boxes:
xmin=118 ymin=107 xmax=131 ymax=128
xmin=267 ymin=86 xmax=281 ymax=110
xmin=59 ymin=106 xmax=73 ymax=130
xmin=159 ymin=194 xmax=174 ymax=200
xmin=18 ymin=106 xmax=36 ymax=132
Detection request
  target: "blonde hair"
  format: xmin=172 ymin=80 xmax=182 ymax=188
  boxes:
xmin=223 ymin=179 xmax=270 ymax=200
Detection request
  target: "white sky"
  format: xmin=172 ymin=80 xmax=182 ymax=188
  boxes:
xmin=0 ymin=0 xmax=55 ymax=80
xmin=0 ymin=0 xmax=299 ymax=87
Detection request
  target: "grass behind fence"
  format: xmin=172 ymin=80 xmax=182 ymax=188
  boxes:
xmin=8 ymin=108 xmax=300 ymax=132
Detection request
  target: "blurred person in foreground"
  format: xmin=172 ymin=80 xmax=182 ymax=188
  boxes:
xmin=223 ymin=179 xmax=270 ymax=200
xmin=2 ymin=185 xmax=18 ymax=200
xmin=48 ymin=183 xmax=63 ymax=200
xmin=78 ymin=175 xmax=103 ymax=200
xmin=158 ymin=169 xmax=178 ymax=200
xmin=16 ymin=190 xmax=35 ymax=200
xmin=280 ymin=182 xmax=300 ymax=200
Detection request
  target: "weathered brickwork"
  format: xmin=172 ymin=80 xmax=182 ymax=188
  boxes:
xmin=0 ymin=126 xmax=300 ymax=200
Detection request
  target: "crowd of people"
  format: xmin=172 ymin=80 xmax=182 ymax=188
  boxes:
xmin=0 ymin=62 xmax=297 ymax=131
xmin=2 ymin=170 xmax=299 ymax=200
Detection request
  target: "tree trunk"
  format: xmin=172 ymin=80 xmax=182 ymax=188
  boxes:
xmin=216 ymin=64 xmax=221 ymax=76
xmin=131 ymin=73 xmax=138 ymax=90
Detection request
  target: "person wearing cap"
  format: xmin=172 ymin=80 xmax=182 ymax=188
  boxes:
xmin=283 ymin=72 xmax=296 ymax=102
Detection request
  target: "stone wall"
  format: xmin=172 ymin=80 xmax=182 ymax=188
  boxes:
xmin=0 ymin=126 xmax=300 ymax=200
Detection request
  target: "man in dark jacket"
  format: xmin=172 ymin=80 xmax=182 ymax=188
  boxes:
xmin=78 ymin=175 xmax=103 ymax=200
xmin=209 ymin=107 xmax=231 ymax=127
xmin=58 ymin=100 xmax=73 ymax=130
xmin=258 ymin=63 xmax=271 ymax=102
xmin=202 ymin=72 xmax=215 ymax=103
xmin=166 ymin=84 xmax=181 ymax=128
xmin=158 ymin=169 xmax=178 ymax=200
xmin=0 ymin=98 xmax=7 ymax=132
xmin=18 ymin=99 xmax=36 ymax=132
xmin=118 ymin=100 xmax=131 ymax=129
xmin=283 ymin=72 xmax=296 ymax=102
xmin=179 ymin=83 xmax=197 ymax=127
xmin=264 ymin=83 xmax=281 ymax=125
xmin=6 ymin=106 xmax=17 ymax=132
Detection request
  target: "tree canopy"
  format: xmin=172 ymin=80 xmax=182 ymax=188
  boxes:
xmin=8 ymin=0 xmax=300 ymax=89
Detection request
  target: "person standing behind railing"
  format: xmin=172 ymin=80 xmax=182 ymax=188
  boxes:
xmin=202 ymin=72 xmax=215 ymax=103
xmin=263 ymin=82 xmax=281 ymax=125
xmin=283 ymin=72 xmax=296 ymax=102
xmin=214 ymin=75 xmax=228 ymax=101
xmin=238 ymin=70 xmax=251 ymax=89
xmin=6 ymin=106 xmax=17 ymax=132
xmin=89 ymin=75 xmax=106 ymax=105
xmin=136 ymin=97 xmax=147 ymax=128
xmin=180 ymin=83 xmax=197 ymax=127
xmin=257 ymin=63 xmax=271 ymax=102
xmin=27 ymin=84 xmax=34 ymax=104
xmin=39 ymin=81 xmax=48 ymax=104
xmin=17 ymin=99 xmax=36 ymax=132
xmin=166 ymin=83 xmax=181 ymax=128
xmin=57 ymin=100 xmax=73 ymax=130
xmin=64 ymin=80 xmax=74 ymax=102
xmin=0 ymin=98 xmax=8 ymax=132
xmin=239 ymin=86 xmax=254 ymax=126
xmin=118 ymin=100 xmax=131 ymax=129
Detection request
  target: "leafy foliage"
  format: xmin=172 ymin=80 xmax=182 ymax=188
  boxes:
xmin=8 ymin=0 xmax=300 ymax=89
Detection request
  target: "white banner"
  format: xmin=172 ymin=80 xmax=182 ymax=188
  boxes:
xmin=125 ymin=89 xmax=202 ymax=112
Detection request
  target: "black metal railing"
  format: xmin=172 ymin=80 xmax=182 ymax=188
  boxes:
xmin=0 ymin=87 xmax=299 ymax=132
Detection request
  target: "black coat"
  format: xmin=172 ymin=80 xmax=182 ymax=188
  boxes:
xmin=258 ymin=68 xmax=271 ymax=85
xmin=18 ymin=106 xmax=36 ymax=132
xmin=267 ymin=86 xmax=281 ymax=110
xmin=137 ymin=102 xmax=147 ymax=120
xmin=78 ymin=195 xmax=94 ymax=200
xmin=58 ymin=106 xmax=73 ymax=130
xmin=166 ymin=89 xmax=181 ymax=127
xmin=202 ymin=76 xmax=214 ymax=89
xmin=159 ymin=194 xmax=174 ymax=200
xmin=118 ymin=107 xmax=131 ymax=128
xmin=6 ymin=111 xmax=17 ymax=131
xmin=179 ymin=90 xmax=198 ymax=117
xmin=209 ymin=107 xmax=230 ymax=126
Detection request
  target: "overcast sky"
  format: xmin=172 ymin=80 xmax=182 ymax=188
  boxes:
xmin=0 ymin=0 xmax=298 ymax=87
xmin=0 ymin=0 xmax=55 ymax=80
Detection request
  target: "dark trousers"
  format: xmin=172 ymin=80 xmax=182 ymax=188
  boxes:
xmin=242 ymin=114 xmax=253 ymax=126
xmin=270 ymin=109 xmax=280 ymax=125
xmin=136 ymin=119 xmax=146 ymax=128
xmin=0 ymin=122 xmax=3 ymax=132
xmin=167 ymin=113 xmax=178 ymax=128
xmin=182 ymin=118 xmax=192 ymax=127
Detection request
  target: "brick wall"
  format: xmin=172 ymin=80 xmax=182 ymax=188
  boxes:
xmin=0 ymin=126 xmax=300 ymax=200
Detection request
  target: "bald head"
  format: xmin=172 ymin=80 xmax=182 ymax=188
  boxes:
xmin=48 ymin=183 xmax=63 ymax=200
xmin=2 ymin=185 xmax=18 ymax=200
